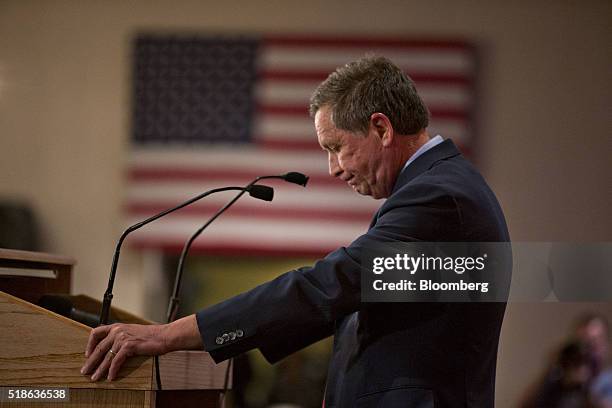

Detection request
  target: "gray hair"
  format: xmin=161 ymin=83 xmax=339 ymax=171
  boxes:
xmin=309 ymin=56 xmax=429 ymax=135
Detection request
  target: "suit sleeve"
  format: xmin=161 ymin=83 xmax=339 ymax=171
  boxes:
xmin=196 ymin=181 xmax=460 ymax=363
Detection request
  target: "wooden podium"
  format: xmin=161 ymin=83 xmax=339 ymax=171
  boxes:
xmin=0 ymin=248 xmax=230 ymax=407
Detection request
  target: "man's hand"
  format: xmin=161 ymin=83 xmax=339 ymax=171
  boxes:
xmin=81 ymin=314 xmax=202 ymax=381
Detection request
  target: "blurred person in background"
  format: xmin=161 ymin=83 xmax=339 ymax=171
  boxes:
xmin=576 ymin=314 xmax=612 ymax=407
xmin=520 ymin=314 xmax=612 ymax=408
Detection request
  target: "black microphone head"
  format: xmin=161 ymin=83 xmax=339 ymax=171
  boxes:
xmin=38 ymin=294 xmax=72 ymax=317
xmin=248 ymin=184 xmax=274 ymax=201
xmin=283 ymin=172 xmax=309 ymax=187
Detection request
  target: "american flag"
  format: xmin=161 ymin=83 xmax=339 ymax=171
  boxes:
xmin=126 ymin=35 xmax=476 ymax=256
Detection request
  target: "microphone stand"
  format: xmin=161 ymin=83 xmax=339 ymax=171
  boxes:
xmin=99 ymin=186 xmax=257 ymax=326
xmin=166 ymin=172 xmax=308 ymax=323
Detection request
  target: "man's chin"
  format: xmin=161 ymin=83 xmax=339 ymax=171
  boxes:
xmin=361 ymin=187 xmax=388 ymax=200
xmin=351 ymin=184 xmax=366 ymax=195
xmin=354 ymin=185 xmax=380 ymax=199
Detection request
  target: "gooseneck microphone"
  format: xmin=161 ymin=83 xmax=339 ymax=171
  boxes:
xmin=281 ymin=171 xmax=309 ymax=187
xmin=39 ymin=294 xmax=117 ymax=328
xmin=98 ymin=184 xmax=274 ymax=326
xmin=165 ymin=172 xmax=309 ymax=323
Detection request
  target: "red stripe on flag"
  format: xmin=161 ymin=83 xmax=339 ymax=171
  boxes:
xmin=255 ymin=139 xmax=321 ymax=151
xmin=256 ymin=139 xmax=472 ymax=157
xmin=257 ymin=104 xmax=469 ymax=121
xmin=129 ymin=240 xmax=331 ymax=258
xmin=258 ymin=70 xmax=471 ymax=85
xmin=127 ymin=168 xmax=342 ymax=186
xmin=126 ymin=203 xmax=374 ymax=222
xmin=263 ymin=35 xmax=471 ymax=50
xmin=257 ymin=104 xmax=309 ymax=116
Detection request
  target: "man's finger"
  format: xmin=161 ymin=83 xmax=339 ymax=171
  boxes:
xmin=107 ymin=345 xmax=130 ymax=381
xmin=81 ymin=329 xmax=117 ymax=375
xmin=91 ymin=348 xmax=115 ymax=382
xmin=85 ymin=325 xmax=112 ymax=358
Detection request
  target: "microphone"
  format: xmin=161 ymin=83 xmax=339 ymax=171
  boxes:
xmin=99 ymin=184 xmax=272 ymax=325
xmin=165 ymin=172 xmax=309 ymax=323
xmin=39 ymin=294 xmax=118 ymax=328
xmin=247 ymin=184 xmax=274 ymax=202
xmin=282 ymin=171 xmax=309 ymax=187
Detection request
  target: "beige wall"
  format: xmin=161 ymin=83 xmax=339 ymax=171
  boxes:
xmin=0 ymin=1 xmax=610 ymax=405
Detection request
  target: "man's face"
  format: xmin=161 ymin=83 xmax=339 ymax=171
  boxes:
xmin=315 ymin=106 xmax=390 ymax=199
xmin=576 ymin=319 xmax=610 ymax=364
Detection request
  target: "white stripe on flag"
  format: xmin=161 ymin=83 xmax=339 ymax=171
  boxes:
xmin=256 ymin=80 xmax=472 ymax=109
xmin=127 ymin=215 xmax=369 ymax=249
xmin=127 ymin=181 xmax=381 ymax=213
xmin=129 ymin=146 xmax=326 ymax=171
xmin=259 ymin=47 xmax=473 ymax=74
xmin=254 ymin=115 xmax=468 ymax=145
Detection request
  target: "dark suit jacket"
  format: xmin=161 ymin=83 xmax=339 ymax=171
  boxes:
xmin=196 ymin=139 xmax=510 ymax=407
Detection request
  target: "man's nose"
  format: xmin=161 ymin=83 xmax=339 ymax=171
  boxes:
xmin=328 ymin=154 xmax=342 ymax=178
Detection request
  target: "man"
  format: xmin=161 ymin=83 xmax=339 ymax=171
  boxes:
xmin=520 ymin=314 xmax=612 ymax=407
xmin=82 ymin=56 xmax=510 ymax=407
xmin=577 ymin=314 xmax=612 ymax=408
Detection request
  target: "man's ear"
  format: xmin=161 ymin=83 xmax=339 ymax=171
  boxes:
xmin=369 ymin=112 xmax=394 ymax=147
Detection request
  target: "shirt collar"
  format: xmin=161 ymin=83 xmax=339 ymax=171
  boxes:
xmin=401 ymin=134 xmax=444 ymax=172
